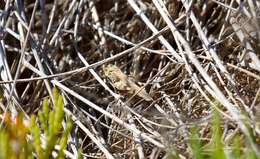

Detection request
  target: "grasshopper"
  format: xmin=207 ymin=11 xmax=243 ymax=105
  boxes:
xmin=103 ymin=64 xmax=152 ymax=101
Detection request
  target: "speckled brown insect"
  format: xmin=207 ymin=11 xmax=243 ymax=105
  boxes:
xmin=103 ymin=64 xmax=152 ymax=101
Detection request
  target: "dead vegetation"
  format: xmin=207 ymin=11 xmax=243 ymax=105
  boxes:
xmin=0 ymin=0 xmax=259 ymax=158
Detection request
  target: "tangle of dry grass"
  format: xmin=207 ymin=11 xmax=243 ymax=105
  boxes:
xmin=0 ymin=0 xmax=259 ymax=158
